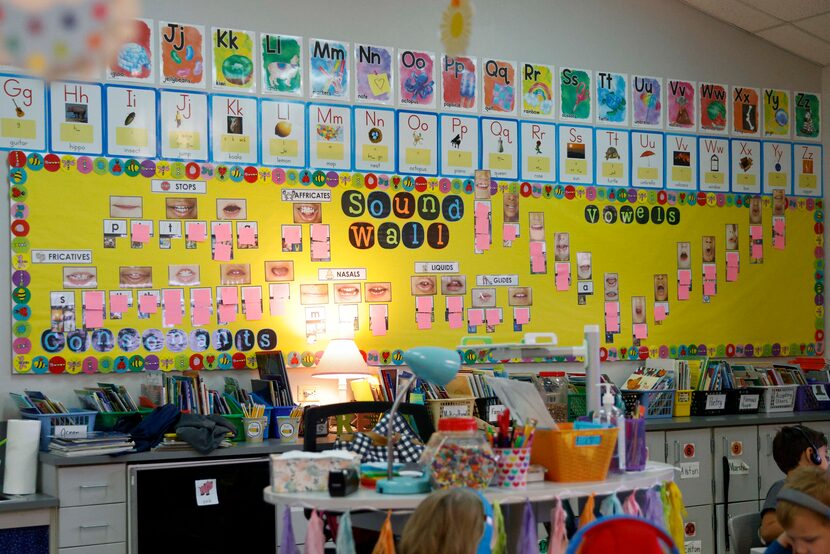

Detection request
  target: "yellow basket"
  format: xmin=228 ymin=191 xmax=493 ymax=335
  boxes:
xmin=425 ymin=397 xmax=475 ymax=427
xmin=674 ymin=390 xmax=693 ymax=417
xmin=530 ymin=423 xmax=618 ymax=482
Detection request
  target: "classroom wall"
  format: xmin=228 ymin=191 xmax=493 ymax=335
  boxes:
xmin=0 ymin=0 xmax=824 ymax=418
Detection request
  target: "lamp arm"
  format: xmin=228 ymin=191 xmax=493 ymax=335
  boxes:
xmin=387 ymin=375 xmax=416 ymax=480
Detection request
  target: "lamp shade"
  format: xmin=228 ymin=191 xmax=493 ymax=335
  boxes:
xmin=402 ymin=347 xmax=461 ymax=386
xmin=314 ymin=338 xmax=368 ymax=375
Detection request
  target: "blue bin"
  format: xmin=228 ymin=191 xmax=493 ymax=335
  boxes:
xmin=20 ymin=409 xmax=97 ymax=451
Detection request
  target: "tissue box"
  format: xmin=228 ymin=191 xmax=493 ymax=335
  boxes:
xmin=270 ymin=451 xmax=361 ymax=493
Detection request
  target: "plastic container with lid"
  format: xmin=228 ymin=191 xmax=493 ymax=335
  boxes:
xmin=419 ymin=417 xmax=498 ymax=489
xmin=533 ymin=371 xmax=569 ymax=422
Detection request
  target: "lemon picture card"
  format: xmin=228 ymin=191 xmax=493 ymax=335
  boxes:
xmin=520 ymin=121 xmax=556 ymax=182
xmin=762 ymin=141 xmax=792 ymax=194
xmin=49 ymin=81 xmax=103 ymax=155
xmin=730 ymin=138 xmax=761 ymax=194
xmin=558 ymin=125 xmax=594 ymax=184
xmin=481 ymin=117 xmax=518 ymax=179
xmin=260 ymin=33 xmax=303 ymax=96
xmin=355 ymin=44 xmax=394 ymax=105
xmin=354 ymin=106 xmax=396 ymax=173
xmin=260 ymin=99 xmax=306 ymax=168
xmin=308 ymin=103 xmax=351 ymax=170
xmin=594 ymin=128 xmax=630 ymax=187
xmin=211 ymin=94 xmax=259 ymax=164
xmin=398 ymin=49 xmax=436 ymax=109
xmin=665 ymin=134 xmax=697 ymax=191
xmin=698 ymin=137 xmax=729 ymax=192
xmin=631 ymin=131 xmax=664 ymax=189
xmin=793 ymin=143 xmax=822 ymax=197
xmin=0 ymin=74 xmax=46 ymax=151
xmin=440 ymin=113 xmax=479 ymax=176
xmin=105 ymin=85 xmax=157 ymax=159
xmin=520 ymin=62 xmax=555 ymax=120
xmin=159 ymin=89 xmax=209 ymax=161
xmin=397 ymin=110 xmax=438 ymax=175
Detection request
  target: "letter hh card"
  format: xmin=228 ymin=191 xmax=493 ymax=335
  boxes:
xmin=50 ymin=81 xmax=103 ymax=155
xmin=160 ymin=90 xmax=209 ymax=161
xmin=0 ymin=75 xmax=46 ymax=151
xmin=354 ymin=107 xmax=396 ymax=173
xmin=106 ymin=85 xmax=158 ymax=159
xmin=398 ymin=111 xmax=438 ymax=175
xmin=520 ymin=121 xmax=556 ymax=182
xmin=440 ymin=114 xmax=479 ymax=176
xmin=558 ymin=125 xmax=594 ymax=184
xmin=211 ymin=94 xmax=259 ymax=164
xmin=260 ymin=99 xmax=306 ymax=168
xmin=308 ymin=103 xmax=352 ymax=170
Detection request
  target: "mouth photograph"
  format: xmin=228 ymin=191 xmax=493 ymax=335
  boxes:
xmin=166 ymin=197 xmax=198 ymax=219
xmin=293 ymin=203 xmax=322 ymax=223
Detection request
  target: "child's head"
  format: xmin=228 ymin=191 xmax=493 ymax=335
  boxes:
xmin=773 ymin=426 xmax=829 ymax=473
xmin=398 ymin=488 xmax=486 ymax=554
xmin=776 ymin=467 xmax=830 ymax=553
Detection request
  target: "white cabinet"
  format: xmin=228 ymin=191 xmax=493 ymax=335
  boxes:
xmin=646 ymin=431 xmax=666 ymax=462
xmin=758 ymin=424 xmax=786 ymax=500
xmin=667 ymin=428 xmax=713 ymax=507
xmin=683 ymin=504 xmax=715 ymax=554
xmin=714 ymin=427 xmax=759 ymax=504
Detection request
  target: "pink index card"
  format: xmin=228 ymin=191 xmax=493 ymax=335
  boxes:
xmin=448 ymin=311 xmax=464 ymax=329
xmin=606 ymin=316 xmax=620 ymax=333
xmin=515 ymin=307 xmax=530 ymax=325
xmin=245 ymin=302 xmax=262 ymax=321
xmin=678 ymin=286 xmax=690 ymax=301
xmin=750 ymin=225 xmax=762 ymax=240
xmin=678 ymin=269 xmax=692 ymax=286
xmin=529 ymin=242 xmax=544 ymax=256
xmin=218 ymin=303 xmax=236 ymax=324
xmin=220 ymin=287 xmax=238 ymax=305
xmin=654 ymin=305 xmax=667 ymax=321
xmin=86 ymin=309 xmax=104 ymax=328
xmin=270 ymin=297 xmax=286 ymax=317
xmin=773 ymin=236 xmax=785 ymax=250
xmin=604 ymin=302 xmax=617 ymax=317
xmin=243 ymin=287 xmax=261 ymax=305
xmin=633 ymin=323 xmax=648 ymax=339
xmin=193 ymin=307 xmax=211 ymax=325
xmin=311 ymin=241 xmax=330 ymax=259
xmin=531 ymin=255 xmax=545 ymax=273
xmin=703 ymin=264 xmax=716 ymax=280
xmin=468 ymin=308 xmax=485 ymax=326
xmin=214 ymin=223 xmax=232 ymax=242
xmin=310 ymin=224 xmax=327 ymax=241
xmin=370 ymin=304 xmax=387 ymax=336
xmin=555 ymin=262 xmax=570 ymax=275
xmin=475 ymin=201 xmax=489 ymax=218
xmin=187 ymin=222 xmax=207 ymax=242
xmin=475 ymin=234 xmax=490 ymax=250
xmin=503 ymin=224 xmax=517 ymax=241
xmin=238 ymin=226 xmax=256 ymax=246
xmin=752 ymin=244 xmax=764 ymax=258
xmin=416 ymin=296 xmax=433 ymax=312
xmin=84 ymin=291 xmax=104 ymax=310
xmin=555 ymin=273 xmax=569 ymax=291
xmin=703 ymin=281 xmax=717 ymax=296
xmin=416 ymin=312 xmax=432 ymax=330
xmin=485 ymin=308 xmax=501 ymax=324
xmin=139 ymin=294 xmax=158 ymax=313
xmin=192 ymin=289 xmax=212 ymax=308
xmin=163 ymin=295 xmax=183 ymax=325
xmin=726 ymin=252 xmax=739 ymax=267
xmin=475 ymin=214 xmax=489 ymax=234
xmin=773 ymin=218 xmax=785 ymax=235
xmin=726 ymin=266 xmax=739 ymax=282
xmin=283 ymin=225 xmax=301 ymax=245
xmin=214 ymin=243 xmax=232 ymax=261
xmin=110 ymin=293 xmax=129 ymax=313
xmin=446 ymin=296 xmax=463 ymax=312
xmin=132 ymin=223 xmax=150 ymax=243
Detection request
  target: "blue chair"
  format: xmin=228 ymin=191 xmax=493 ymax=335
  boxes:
xmin=566 ymin=515 xmax=679 ymax=554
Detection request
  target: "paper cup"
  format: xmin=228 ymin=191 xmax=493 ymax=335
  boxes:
xmin=243 ymin=417 xmax=267 ymax=442
xmin=276 ymin=416 xmax=300 ymax=442
xmin=494 ymin=447 xmax=531 ymax=488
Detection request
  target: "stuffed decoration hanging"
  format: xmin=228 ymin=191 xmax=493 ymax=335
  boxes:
xmin=548 ymin=498 xmax=569 ymax=554
xmin=517 ymin=499 xmax=538 ymax=554
xmin=664 ymin=482 xmax=688 ymax=549
xmin=440 ymin=0 xmax=473 ymax=56
xmin=336 ymin=511 xmax=357 ymax=554
xmin=279 ymin=507 xmax=299 ymax=554
xmin=578 ymin=493 xmax=596 ymax=528
xmin=642 ymin=487 xmax=665 ymax=529
xmin=305 ymin=510 xmax=325 ymax=554
xmin=372 ymin=511 xmax=397 ymax=554
xmin=598 ymin=493 xmax=624 ymax=517
xmin=492 ymin=501 xmax=507 ymax=554
xmin=622 ymin=491 xmax=642 ymax=517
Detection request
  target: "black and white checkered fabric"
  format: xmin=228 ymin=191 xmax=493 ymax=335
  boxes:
xmin=333 ymin=412 xmax=424 ymax=463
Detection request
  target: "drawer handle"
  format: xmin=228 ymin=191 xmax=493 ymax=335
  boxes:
xmin=79 ymin=483 xmax=109 ymax=489
xmin=79 ymin=523 xmax=110 ymax=530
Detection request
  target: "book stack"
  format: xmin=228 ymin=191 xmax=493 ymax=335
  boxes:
xmin=48 ymin=432 xmax=134 ymax=457
xmin=75 ymin=383 xmax=139 ymax=413
xmin=10 ymin=390 xmax=68 ymax=415
xmin=624 ymin=365 xmax=675 ymax=391
xmin=251 ymin=351 xmax=293 ymax=406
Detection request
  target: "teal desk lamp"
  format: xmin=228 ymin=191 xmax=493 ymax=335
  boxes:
xmin=376 ymin=346 xmax=461 ymax=494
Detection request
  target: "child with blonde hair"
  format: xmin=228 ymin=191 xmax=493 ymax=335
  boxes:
xmin=398 ymin=488 xmax=492 ymax=554
xmin=765 ymin=466 xmax=830 ymax=553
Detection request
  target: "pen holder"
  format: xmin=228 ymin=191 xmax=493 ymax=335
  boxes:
xmin=493 ymin=447 xmax=531 ymax=488
xmin=609 ymin=418 xmax=647 ymax=473
xmin=276 ymin=416 xmax=301 ymax=442
xmin=243 ymin=417 xmax=267 ymax=442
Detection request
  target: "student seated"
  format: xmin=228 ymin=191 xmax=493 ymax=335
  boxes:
xmin=398 ymin=488 xmax=491 ymax=554
xmin=764 ymin=466 xmax=830 ymax=553
xmin=760 ymin=426 xmax=829 ymax=544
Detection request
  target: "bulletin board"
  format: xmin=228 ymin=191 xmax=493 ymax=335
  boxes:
xmin=8 ymin=156 xmax=823 ymax=374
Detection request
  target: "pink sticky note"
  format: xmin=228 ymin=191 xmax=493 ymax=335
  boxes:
xmin=271 ymin=283 xmax=289 ymax=300
xmin=163 ymin=289 xmax=181 ymax=307
xmin=752 ymin=244 xmax=764 ymax=258
xmin=214 ymin=243 xmax=232 ymax=261
xmin=311 ymin=241 xmax=329 ymax=259
xmin=446 ymin=296 xmax=463 ymax=312
xmin=139 ymin=294 xmax=158 ymax=313
xmin=370 ymin=305 xmax=387 ymax=336
xmin=270 ymin=297 xmax=286 ymax=317
xmin=310 ymin=224 xmax=327 ymax=241
xmin=468 ymin=309 xmax=485 ymax=326
xmin=448 ymin=311 xmax=464 ymax=329
xmin=220 ymin=287 xmax=238 ymax=305
xmin=515 ymin=307 xmax=530 ymax=325
xmin=773 ymin=219 xmax=785 ymax=234
xmin=164 ymin=307 xmax=183 ymax=326
xmin=531 ymin=255 xmax=546 ymax=273
xmin=556 ymin=273 xmax=569 ymax=291
xmin=703 ymin=265 xmax=716 ymax=280
xmin=726 ymin=252 xmax=739 ymax=267
xmin=475 ymin=202 xmax=489 ymax=218
xmin=416 ymin=311 xmax=432 ymax=330
xmin=485 ymin=308 xmax=501 ymax=324
xmin=86 ymin=309 xmax=103 ymax=328
xmin=84 ymin=291 xmax=104 ymax=310
xmin=218 ymin=303 xmax=237 ymax=324
xmin=773 ymin=236 xmax=785 ymax=250
xmin=678 ymin=269 xmax=692 ymax=286
xmin=555 ymin=262 xmax=570 ymax=275
xmin=416 ymin=296 xmax=433 ymax=312
xmin=605 ymin=302 xmax=618 ymax=317
xmin=187 ymin=222 xmax=207 ymax=242
xmin=132 ymin=223 xmax=150 ymax=243
xmin=110 ymin=294 xmax=129 ymax=313
xmin=529 ymin=242 xmax=544 ymax=256
xmin=654 ymin=305 xmax=667 ymax=321
xmin=503 ymin=224 xmax=517 ymax=241
xmin=606 ymin=316 xmax=620 ymax=333
xmin=193 ymin=307 xmax=211 ymax=325
xmin=475 ymin=234 xmax=490 ymax=250
xmin=703 ymin=281 xmax=716 ymax=296
xmin=726 ymin=266 xmax=739 ymax=282
xmin=678 ymin=286 xmax=690 ymax=301
xmin=633 ymin=323 xmax=648 ymax=339
xmin=245 ymin=302 xmax=262 ymax=321
xmin=238 ymin=226 xmax=256 ymax=246
xmin=192 ymin=289 xmax=212 ymax=308
xmin=283 ymin=226 xmax=301 ymax=245
xmin=750 ymin=225 xmax=762 ymax=240
xmin=475 ymin=215 xmax=489 ymax=234
xmin=214 ymin=223 xmax=232 ymax=242
xmin=243 ymin=287 xmax=261 ymax=305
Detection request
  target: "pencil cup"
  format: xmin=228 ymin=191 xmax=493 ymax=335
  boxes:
xmin=243 ymin=417 xmax=267 ymax=442
xmin=494 ymin=447 xmax=531 ymax=488
xmin=276 ymin=416 xmax=301 ymax=442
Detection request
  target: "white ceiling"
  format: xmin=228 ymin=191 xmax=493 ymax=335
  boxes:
xmin=681 ymin=0 xmax=830 ymax=65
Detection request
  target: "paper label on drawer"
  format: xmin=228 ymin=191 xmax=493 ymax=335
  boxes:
xmin=441 ymin=404 xmax=471 ymax=417
xmin=728 ymin=458 xmax=750 ymax=475
xmin=813 ymin=385 xmax=830 ymax=402
xmin=195 ymin=478 xmax=219 ymax=506
xmin=705 ymin=394 xmax=726 ymax=410
xmin=739 ymin=394 xmax=759 ymax=410
xmin=684 ymin=540 xmax=702 ymax=554
xmin=679 ymin=462 xmax=699 ymax=479
xmin=53 ymin=424 xmax=88 ymax=439
xmin=772 ymin=388 xmax=795 ymax=408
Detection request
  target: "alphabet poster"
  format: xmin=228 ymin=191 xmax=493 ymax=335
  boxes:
xmin=309 ymin=39 xmax=350 ymax=101
xmin=763 ymin=88 xmax=790 ymax=137
xmin=698 ymin=82 xmax=728 ymax=134
xmin=595 ymin=128 xmax=629 ymax=187
xmin=667 ymin=79 xmax=695 ymax=132
xmin=308 ymin=103 xmax=351 ymax=170
xmin=49 ymin=81 xmax=103 ymax=155
xmin=733 ymin=86 xmax=760 ymax=136
xmin=520 ymin=121 xmax=556 ymax=182
xmin=731 ymin=139 xmax=761 ymax=194
xmin=440 ymin=114 xmax=479 ymax=176
xmin=521 ymin=62 xmax=555 ymax=120
xmin=354 ymin=107 xmax=396 ymax=173
xmin=481 ymin=58 xmax=517 ymax=115
xmin=441 ymin=55 xmax=477 ymax=112
xmin=793 ymin=144 xmax=823 ymax=197
xmin=763 ymin=141 xmax=792 ymax=194
xmin=212 ymin=27 xmax=256 ymax=92
xmin=595 ymin=71 xmax=627 ymax=126
xmin=558 ymin=125 xmax=594 ymax=184
xmin=631 ymin=75 xmax=662 ymax=129
xmin=698 ymin=137 xmax=729 ymax=192
xmin=355 ymin=44 xmax=394 ymax=105
xmin=0 ymin=75 xmax=47 ymax=152
xmin=398 ymin=111 xmax=438 ymax=175
xmin=107 ymin=18 xmax=155 ymax=84
xmin=632 ymin=131 xmax=664 ymax=188
xmin=159 ymin=90 xmax=209 ymax=161
xmin=211 ymin=95 xmax=259 ymax=164
xmin=398 ymin=49 xmax=436 ymax=109
xmin=260 ymin=99 xmax=306 ymax=168
xmin=794 ymin=92 xmax=820 ymax=140
xmin=665 ymin=134 xmax=696 ymax=191
xmin=105 ymin=85 xmax=158 ymax=159
xmin=159 ymin=21 xmax=206 ymax=88
xmin=260 ymin=34 xmax=303 ymax=96
xmin=559 ymin=68 xmax=592 ymax=121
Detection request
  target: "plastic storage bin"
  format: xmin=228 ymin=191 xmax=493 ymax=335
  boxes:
xmin=795 ymin=384 xmax=830 ymax=412
xmin=94 ymin=408 xmax=153 ymax=431
xmin=530 ymin=423 xmax=618 ymax=482
xmin=474 ymin=396 xmax=503 ymax=423
xmin=621 ymin=390 xmax=675 ymax=419
xmin=673 ymin=390 xmax=693 ymax=417
xmin=726 ymin=388 xmax=761 ymax=414
xmin=20 ymin=409 xmax=97 ymax=451
xmin=690 ymin=391 xmax=729 ymax=416
xmin=425 ymin=397 xmax=475 ymax=427
xmin=567 ymin=389 xmax=587 ymax=422
xmin=757 ymin=385 xmax=798 ymax=413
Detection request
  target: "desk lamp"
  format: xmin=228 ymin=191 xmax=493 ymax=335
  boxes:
xmin=376 ymin=346 xmax=461 ymax=494
xmin=312 ymin=338 xmax=370 ymax=401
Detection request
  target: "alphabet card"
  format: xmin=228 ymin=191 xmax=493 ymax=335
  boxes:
xmin=309 ymin=38 xmax=350 ymax=101
xmin=440 ymin=114 xmax=479 ymax=176
xmin=211 ymin=94 xmax=258 ymax=164
xmin=595 ymin=128 xmax=630 ymax=187
xmin=49 ymin=81 xmax=103 ymax=155
xmin=763 ymin=88 xmax=790 ymax=137
xmin=398 ymin=111 xmax=438 ymax=175
xmin=308 ymin=103 xmax=352 ymax=170
xmin=481 ymin=118 xmax=518 ymax=179
xmin=665 ymin=134 xmax=697 ymax=191
xmin=793 ymin=144 xmax=822 ymax=197
xmin=212 ymin=27 xmax=256 ymax=92
xmin=261 ymin=33 xmax=303 ymax=96
xmin=355 ymin=44 xmax=394 ymax=105
xmin=631 ymin=131 xmax=664 ymax=188
xmin=105 ymin=85 xmax=157 ymax=158
xmin=666 ymin=79 xmax=695 ymax=132
xmin=730 ymin=139 xmax=761 ymax=194
xmin=595 ymin=71 xmax=628 ymax=126
xmin=698 ymin=137 xmax=729 ymax=192
xmin=354 ymin=107 xmax=396 ymax=172
xmin=763 ymin=141 xmax=792 ymax=194
xmin=481 ymin=58 xmax=517 ymax=115
xmin=732 ymin=86 xmax=760 ymax=136
xmin=631 ymin=75 xmax=663 ymax=129
xmin=441 ymin=55 xmax=477 ymax=112
xmin=698 ymin=82 xmax=728 ymax=134
xmin=520 ymin=121 xmax=556 ymax=182
xmin=0 ymin=75 xmax=46 ymax=151
xmin=398 ymin=49 xmax=436 ymax=109
xmin=159 ymin=21 xmax=206 ymax=88
xmin=559 ymin=68 xmax=592 ymax=122
xmin=794 ymin=92 xmax=820 ymax=140
xmin=521 ymin=62 xmax=555 ymax=120
xmin=107 ymin=18 xmax=155 ymax=84
xmin=159 ymin=90 xmax=209 ymax=161
xmin=260 ymin=99 xmax=306 ymax=167
xmin=558 ymin=125 xmax=594 ymax=184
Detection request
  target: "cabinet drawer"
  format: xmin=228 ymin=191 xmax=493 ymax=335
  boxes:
xmin=58 ymin=464 xmax=126 ymax=507
xmin=58 ymin=503 xmax=126 ymax=547
xmin=60 ymin=542 xmax=126 ymax=554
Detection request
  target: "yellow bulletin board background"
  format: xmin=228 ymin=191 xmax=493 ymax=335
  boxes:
xmin=10 ymin=159 xmax=824 ymax=374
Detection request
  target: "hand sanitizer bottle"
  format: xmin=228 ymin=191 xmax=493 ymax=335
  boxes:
xmin=594 ymin=384 xmax=626 ymax=471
